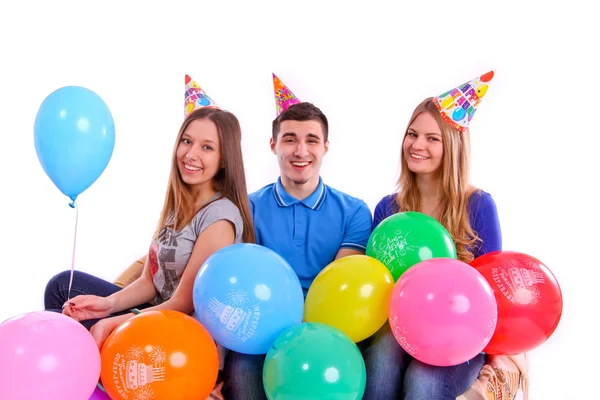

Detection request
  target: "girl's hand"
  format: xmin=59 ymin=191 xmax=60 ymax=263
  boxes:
xmin=62 ymin=295 xmax=115 ymax=321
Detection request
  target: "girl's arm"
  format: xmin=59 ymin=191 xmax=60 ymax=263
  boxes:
xmin=137 ymin=219 xmax=235 ymax=315
xmin=472 ymin=191 xmax=502 ymax=259
xmin=87 ymin=220 xmax=236 ymax=349
xmin=105 ymin=255 xmax=158 ymax=312
xmin=64 ymin=251 xmax=157 ymax=322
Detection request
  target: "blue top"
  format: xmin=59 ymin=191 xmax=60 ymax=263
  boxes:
xmin=249 ymin=177 xmax=373 ymax=292
xmin=373 ymin=190 xmax=502 ymax=258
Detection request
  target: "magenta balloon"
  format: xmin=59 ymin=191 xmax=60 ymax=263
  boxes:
xmin=0 ymin=311 xmax=101 ymax=400
xmin=388 ymin=258 xmax=498 ymax=366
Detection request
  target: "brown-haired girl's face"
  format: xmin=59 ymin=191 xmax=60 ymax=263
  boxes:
xmin=176 ymin=118 xmax=222 ymax=191
xmin=403 ymin=112 xmax=444 ymax=176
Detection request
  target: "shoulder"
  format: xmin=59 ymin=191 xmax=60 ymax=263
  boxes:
xmin=249 ymin=183 xmax=275 ymax=205
xmin=467 ymin=189 xmax=500 ymax=230
xmin=468 ymin=189 xmax=498 ymax=213
xmin=375 ymin=193 xmax=399 ymax=216
xmin=371 ymin=193 xmax=399 ymax=228
xmin=324 ymin=186 xmax=372 ymax=245
xmin=193 ymin=197 xmax=242 ymax=226
xmin=376 ymin=193 xmax=398 ymax=210
xmin=209 ymin=197 xmax=241 ymax=213
xmin=324 ymin=185 xmax=372 ymax=224
xmin=324 ymin=184 xmax=369 ymax=211
xmin=192 ymin=197 xmax=244 ymax=240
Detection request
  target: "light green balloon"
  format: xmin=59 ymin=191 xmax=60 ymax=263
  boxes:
xmin=263 ymin=323 xmax=366 ymax=400
xmin=366 ymin=211 xmax=457 ymax=281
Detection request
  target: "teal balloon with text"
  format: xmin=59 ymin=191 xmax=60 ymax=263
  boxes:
xmin=263 ymin=322 xmax=366 ymax=399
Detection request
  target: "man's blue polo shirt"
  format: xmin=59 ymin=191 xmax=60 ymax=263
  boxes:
xmin=249 ymin=177 xmax=373 ymax=293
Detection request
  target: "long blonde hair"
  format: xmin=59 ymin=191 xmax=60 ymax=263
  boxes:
xmin=396 ymin=97 xmax=481 ymax=262
xmin=154 ymin=107 xmax=255 ymax=243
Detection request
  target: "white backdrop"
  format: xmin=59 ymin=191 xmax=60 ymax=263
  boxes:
xmin=1 ymin=1 xmax=597 ymax=399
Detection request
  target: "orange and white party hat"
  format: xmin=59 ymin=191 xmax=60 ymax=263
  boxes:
xmin=184 ymin=74 xmax=219 ymax=117
xmin=432 ymin=71 xmax=495 ymax=132
xmin=273 ymin=73 xmax=301 ymax=116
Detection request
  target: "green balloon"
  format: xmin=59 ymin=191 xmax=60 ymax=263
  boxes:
xmin=366 ymin=211 xmax=457 ymax=281
xmin=263 ymin=322 xmax=366 ymax=400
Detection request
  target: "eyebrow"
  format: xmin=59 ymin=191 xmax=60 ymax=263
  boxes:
xmin=181 ymin=133 xmax=218 ymax=144
xmin=407 ymin=128 xmax=442 ymax=137
xmin=281 ymin=132 xmax=322 ymax=140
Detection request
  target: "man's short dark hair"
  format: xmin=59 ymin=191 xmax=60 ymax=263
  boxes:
xmin=272 ymin=102 xmax=329 ymax=142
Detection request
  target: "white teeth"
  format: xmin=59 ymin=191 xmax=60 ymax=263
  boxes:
xmin=184 ymin=163 xmax=201 ymax=171
xmin=411 ymin=153 xmax=429 ymax=160
xmin=292 ymin=162 xmax=309 ymax=167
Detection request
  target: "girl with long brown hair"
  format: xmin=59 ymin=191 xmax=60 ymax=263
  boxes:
xmin=44 ymin=83 xmax=255 ymax=355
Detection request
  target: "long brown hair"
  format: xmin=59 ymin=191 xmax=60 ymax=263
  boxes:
xmin=155 ymin=107 xmax=255 ymax=243
xmin=396 ymin=97 xmax=481 ymax=262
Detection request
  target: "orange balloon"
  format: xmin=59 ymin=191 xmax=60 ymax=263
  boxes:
xmin=100 ymin=310 xmax=219 ymax=400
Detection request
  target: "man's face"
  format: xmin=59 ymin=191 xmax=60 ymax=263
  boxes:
xmin=271 ymin=119 xmax=329 ymax=188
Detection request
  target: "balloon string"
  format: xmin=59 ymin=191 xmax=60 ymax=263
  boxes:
xmin=67 ymin=201 xmax=79 ymax=300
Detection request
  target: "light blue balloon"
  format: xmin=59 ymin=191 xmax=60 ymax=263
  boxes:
xmin=193 ymin=243 xmax=305 ymax=355
xmin=34 ymin=86 xmax=115 ymax=206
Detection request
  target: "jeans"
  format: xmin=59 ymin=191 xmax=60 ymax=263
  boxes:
xmin=222 ymin=352 xmax=267 ymax=400
xmin=362 ymin=323 xmax=486 ymax=400
xmin=44 ymin=270 xmax=149 ymax=330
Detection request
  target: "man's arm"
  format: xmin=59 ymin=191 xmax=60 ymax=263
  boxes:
xmin=335 ymin=248 xmax=364 ymax=260
xmin=335 ymin=201 xmax=373 ymax=259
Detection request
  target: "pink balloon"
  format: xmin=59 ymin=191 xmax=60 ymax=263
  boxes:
xmin=0 ymin=311 xmax=101 ymax=400
xmin=388 ymin=258 xmax=498 ymax=366
xmin=89 ymin=385 xmax=111 ymax=400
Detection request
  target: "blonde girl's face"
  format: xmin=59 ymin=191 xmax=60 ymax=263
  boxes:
xmin=403 ymin=112 xmax=444 ymax=176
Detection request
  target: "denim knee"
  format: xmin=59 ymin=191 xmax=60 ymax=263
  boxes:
xmin=222 ymin=351 xmax=267 ymax=400
xmin=46 ymin=270 xmax=73 ymax=289
xmin=361 ymin=323 xmax=411 ymax=400
xmin=404 ymin=354 xmax=486 ymax=400
xmin=44 ymin=270 xmax=122 ymax=311
xmin=44 ymin=270 xmax=73 ymax=309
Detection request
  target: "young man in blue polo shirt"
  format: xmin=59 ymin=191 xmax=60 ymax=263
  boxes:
xmin=222 ymin=79 xmax=372 ymax=399
xmin=251 ymin=104 xmax=373 ymax=293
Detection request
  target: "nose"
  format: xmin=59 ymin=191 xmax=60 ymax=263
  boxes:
xmin=410 ymin=135 xmax=427 ymax=150
xmin=294 ymin=142 xmax=309 ymax=158
xmin=185 ymin=146 xmax=200 ymax=160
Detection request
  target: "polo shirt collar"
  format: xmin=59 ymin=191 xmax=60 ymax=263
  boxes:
xmin=273 ymin=177 xmax=327 ymax=210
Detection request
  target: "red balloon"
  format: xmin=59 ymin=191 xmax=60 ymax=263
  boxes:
xmin=470 ymin=251 xmax=563 ymax=354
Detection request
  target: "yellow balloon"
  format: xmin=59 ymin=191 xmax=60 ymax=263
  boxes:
xmin=304 ymin=255 xmax=395 ymax=342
